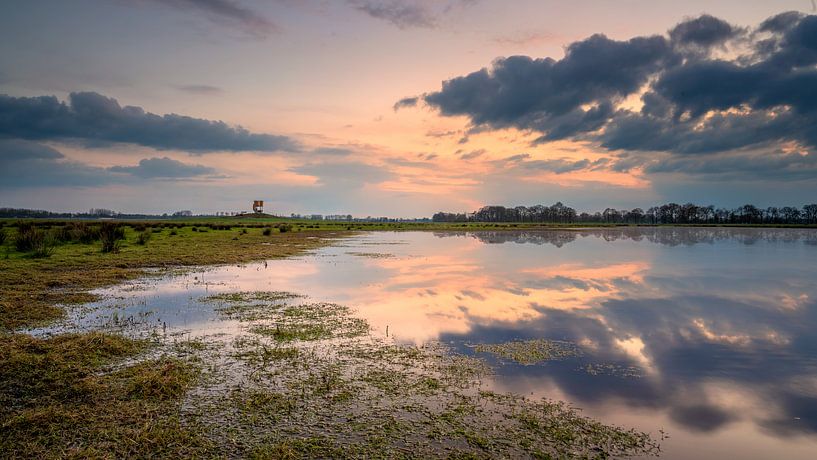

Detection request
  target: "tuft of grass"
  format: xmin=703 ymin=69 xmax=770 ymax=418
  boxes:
xmin=30 ymin=232 xmax=57 ymax=258
xmin=136 ymin=230 xmax=151 ymax=245
xmin=99 ymin=222 xmax=125 ymax=253
xmin=262 ymin=227 xmax=272 ymax=236
xmin=250 ymin=323 xmax=331 ymax=342
xmin=14 ymin=222 xmax=43 ymax=252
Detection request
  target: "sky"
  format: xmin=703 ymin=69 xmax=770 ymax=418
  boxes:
xmin=1 ymin=0 xmax=816 ymax=217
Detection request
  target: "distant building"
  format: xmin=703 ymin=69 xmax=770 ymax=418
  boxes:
xmin=253 ymin=200 xmax=264 ymax=213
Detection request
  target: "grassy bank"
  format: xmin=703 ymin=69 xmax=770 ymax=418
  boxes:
xmin=0 ymin=222 xmax=345 ymax=330
xmin=0 ymin=223 xmax=342 ymax=458
xmin=0 ymin=332 xmax=213 ymax=458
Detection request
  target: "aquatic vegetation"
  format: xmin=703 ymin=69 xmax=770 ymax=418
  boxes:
xmin=579 ymin=363 xmax=644 ymax=379
xmin=473 ymin=339 xmax=582 ymax=365
xmin=345 ymin=251 xmax=395 ymax=259
xmin=170 ymin=291 xmax=661 ymax=458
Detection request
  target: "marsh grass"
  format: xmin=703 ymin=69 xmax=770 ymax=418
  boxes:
xmin=176 ymin=291 xmax=660 ymax=458
xmin=0 ymin=332 xmax=213 ymax=458
xmin=31 ymin=233 xmax=57 ymax=258
xmin=136 ymin=230 xmax=151 ymax=245
xmin=13 ymin=222 xmax=42 ymax=252
xmin=99 ymin=222 xmax=125 ymax=253
xmin=474 ymin=339 xmax=582 ymax=365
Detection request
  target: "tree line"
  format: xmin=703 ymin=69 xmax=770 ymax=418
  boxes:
xmin=432 ymin=202 xmax=817 ymax=225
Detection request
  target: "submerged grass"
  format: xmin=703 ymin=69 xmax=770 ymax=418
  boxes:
xmin=473 ymin=339 xmax=582 ymax=365
xmin=176 ymin=291 xmax=661 ymax=459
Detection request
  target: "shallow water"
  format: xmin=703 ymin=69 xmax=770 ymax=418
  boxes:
xmin=40 ymin=228 xmax=817 ymax=459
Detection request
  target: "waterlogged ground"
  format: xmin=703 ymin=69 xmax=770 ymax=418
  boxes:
xmin=33 ymin=227 xmax=817 ymax=458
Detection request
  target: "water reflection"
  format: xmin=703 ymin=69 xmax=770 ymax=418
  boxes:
xmin=45 ymin=228 xmax=817 ymax=459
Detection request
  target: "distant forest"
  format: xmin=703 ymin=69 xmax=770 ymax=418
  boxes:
xmin=433 ymin=203 xmax=817 ymax=225
xmin=0 ymin=208 xmax=165 ymax=219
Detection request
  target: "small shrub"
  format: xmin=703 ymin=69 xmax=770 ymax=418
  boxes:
xmin=14 ymin=222 xmax=42 ymax=252
xmin=0 ymin=228 xmax=6 ymax=246
xmin=241 ymin=228 xmax=247 ymax=234
xmin=136 ymin=230 xmax=151 ymax=245
xmin=52 ymin=225 xmax=73 ymax=242
xmin=191 ymin=227 xmax=198 ymax=232
xmin=262 ymin=227 xmax=272 ymax=236
xmin=99 ymin=223 xmax=125 ymax=253
xmin=31 ymin=233 xmax=57 ymax=258
xmin=70 ymin=222 xmax=101 ymax=244
xmin=169 ymin=229 xmax=178 ymax=236
xmin=279 ymin=224 xmax=293 ymax=233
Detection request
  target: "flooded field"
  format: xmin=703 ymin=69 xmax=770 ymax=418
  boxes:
xmin=34 ymin=228 xmax=817 ymax=458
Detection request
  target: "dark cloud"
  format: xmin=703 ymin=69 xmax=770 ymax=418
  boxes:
xmin=175 ymin=84 xmax=224 ymax=95
xmin=521 ymin=157 xmax=609 ymax=174
xmin=0 ymin=139 xmax=112 ymax=188
xmin=147 ymin=0 xmax=276 ymax=38
xmin=425 ymin=34 xmax=672 ymax=128
xmin=0 ymin=139 xmax=222 ymax=187
xmin=459 ymin=149 xmax=485 ymax=160
xmin=492 ymin=153 xmax=609 ymax=174
xmin=109 ymin=157 xmax=215 ymax=178
xmin=426 ymin=129 xmax=459 ymax=138
xmin=348 ymin=0 xmax=478 ymax=29
xmin=643 ymin=149 xmax=817 ymax=181
xmin=348 ymin=0 xmax=434 ymax=28
xmin=311 ymin=147 xmax=354 ymax=156
xmin=669 ymin=14 xmax=739 ymax=48
xmin=423 ymin=13 xmax=817 ymax=182
xmin=0 ymin=92 xmax=300 ymax=154
xmin=393 ymin=96 xmax=419 ymax=111
xmin=495 ymin=153 xmax=530 ymax=165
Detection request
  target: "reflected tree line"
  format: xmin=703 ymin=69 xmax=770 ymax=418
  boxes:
xmin=435 ymin=227 xmax=817 ymax=247
xmin=433 ymin=202 xmax=817 ymax=225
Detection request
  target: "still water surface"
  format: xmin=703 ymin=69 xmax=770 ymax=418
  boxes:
xmin=45 ymin=228 xmax=817 ymax=459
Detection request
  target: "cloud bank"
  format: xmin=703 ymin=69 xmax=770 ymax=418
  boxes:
xmin=0 ymin=139 xmax=219 ymax=188
xmin=0 ymin=92 xmax=300 ymax=153
xmin=419 ymin=12 xmax=817 ymax=180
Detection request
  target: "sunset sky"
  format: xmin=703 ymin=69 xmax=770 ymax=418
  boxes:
xmin=2 ymin=0 xmax=816 ymax=216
